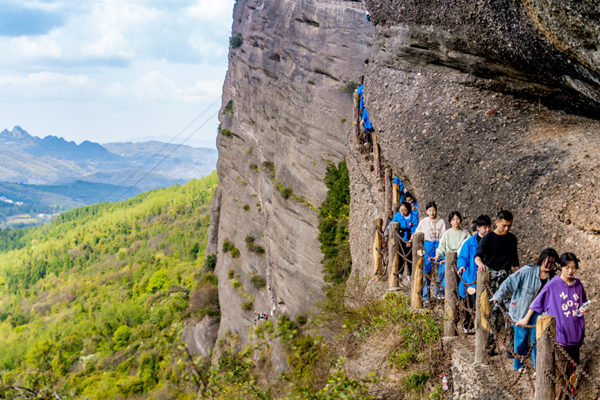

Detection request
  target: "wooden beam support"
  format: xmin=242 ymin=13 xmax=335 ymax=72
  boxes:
xmin=444 ymin=251 xmax=458 ymax=337
xmin=411 ymin=232 xmax=425 ymax=309
xmin=535 ymin=315 xmax=556 ymax=400
xmin=392 ymin=183 xmax=400 ymax=213
xmin=385 ymin=168 xmax=392 ymax=219
xmin=475 ymin=270 xmax=491 ymax=364
xmin=372 ymin=219 xmax=383 ymax=278
xmin=389 ymin=222 xmax=400 ymax=288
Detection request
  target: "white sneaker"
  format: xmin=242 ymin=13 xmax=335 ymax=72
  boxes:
xmin=407 ymin=276 xmax=411 ymax=282
xmin=463 ymin=327 xmax=469 ymax=334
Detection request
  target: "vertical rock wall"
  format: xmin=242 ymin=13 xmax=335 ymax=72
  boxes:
xmin=209 ymin=0 xmax=373 ymax=347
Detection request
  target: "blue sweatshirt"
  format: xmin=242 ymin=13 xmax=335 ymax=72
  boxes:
xmin=391 ymin=211 xmax=418 ymax=241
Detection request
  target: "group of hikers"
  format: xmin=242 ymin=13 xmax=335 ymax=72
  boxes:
xmin=390 ymin=187 xmax=591 ymax=394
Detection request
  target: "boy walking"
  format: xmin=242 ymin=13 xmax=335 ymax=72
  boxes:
xmin=475 ymin=210 xmax=520 ymax=355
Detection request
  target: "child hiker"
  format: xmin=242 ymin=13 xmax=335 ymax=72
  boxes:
xmin=415 ymin=202 xmax=446 ymax=302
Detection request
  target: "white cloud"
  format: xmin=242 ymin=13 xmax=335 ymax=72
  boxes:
xmin=0 ymin=0 xmax=234 ymax=68
xmin=0 ymin=0 xmax=232 ymax=143
xmin=0 ymin=69 xmax=221 ymax=103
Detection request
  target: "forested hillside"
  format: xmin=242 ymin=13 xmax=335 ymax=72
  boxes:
xmin=0 ymin=172 xmax=219 ymax=399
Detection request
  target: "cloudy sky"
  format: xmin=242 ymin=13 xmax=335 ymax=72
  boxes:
xmin=0 ymin=0 xmax=234 ymax=147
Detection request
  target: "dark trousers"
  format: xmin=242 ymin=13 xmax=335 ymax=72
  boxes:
xmin=557 ymin=346 xmax=581 ymax=400
xmin=399 ymin=239 xmax=413 ymax=277
xmin=463 ymin=293 xmax=476 ymax=330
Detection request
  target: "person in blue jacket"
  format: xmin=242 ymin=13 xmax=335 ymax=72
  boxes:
xmin=356 ymin=82 xmax=374 ymax=146
xmin=393 ymin=176 xmax=419 ymax=216
xmin=457 ymin=215 xmax=492 ymax=332
xmin=390 ymin=201 xmax=419 ymax=277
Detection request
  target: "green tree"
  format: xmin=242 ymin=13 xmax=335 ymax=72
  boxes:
xmin=113 ymin=325 xmax=132 ymax=349
xmin=146 ymin=269 xmax=170 ymax=293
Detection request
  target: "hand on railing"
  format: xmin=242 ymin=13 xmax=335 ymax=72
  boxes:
xmin=457 ymin=267 xmax=465 ymax=275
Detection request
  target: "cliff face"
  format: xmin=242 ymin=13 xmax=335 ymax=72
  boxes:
xmin=346 ymin=0 xmax=600 ymax=397
xmin=208 ymin=0 xmax=373 ymax=349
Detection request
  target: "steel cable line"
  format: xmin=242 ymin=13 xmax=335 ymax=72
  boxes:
xmin=101 ymin=96 xmax=221 ymax=202
xmin=116 ymin=109 xmax=220 ymax=201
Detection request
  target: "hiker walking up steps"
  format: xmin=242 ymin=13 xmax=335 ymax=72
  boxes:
xmin=526 ymin=253 xmax=590 ymax=400
xmin=492 ymin=247 xmax=559 ymax=371
xmin=475 ymin=210 xmax=519 ymax=356
xmin=391 ymin=201 xmax=418 ymax=278
xmin=457 ymin=215 xmax=492 ymax=333
xmin=415 ymin=202 xmax=446 ymax=302
xmin=393 ymin=176 xmax=418 ymax=216
xmin=436 ymin=211 xmax=470 ymax=273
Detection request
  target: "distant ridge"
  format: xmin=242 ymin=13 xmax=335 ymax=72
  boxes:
xmin=26 ymin=135 xmax=122 ymax=162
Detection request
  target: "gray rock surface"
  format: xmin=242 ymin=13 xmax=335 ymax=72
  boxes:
xmin=181 ymin=316 xmax=220 ymax=358
xmin=207 ymin=0 xmax=373 ymax=350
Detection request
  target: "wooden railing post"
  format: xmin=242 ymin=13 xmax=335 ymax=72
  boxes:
xmin=411 ymin=232 xmax=425 ymax=308
xmin=475 ymin=270 xmax=491 ymax=364
xmin=353 ymin=92 xmax=361 ymax=144
xmin=444 ymin=251 xmax=458 ymax=337
xmin=373 ymin=132 xmax=381 ymax=177
xmin=372 ymin=219 xmax=383 ymax=278
xmin=392 ymin=183 xmax=400 ymax=214
xmin=385 ymin=168 xmax=392 ymax=219
xmin=535 ymin=315 xmax=556 ymax=400
xmin=388 ymin=222 xmax=400 ymax=288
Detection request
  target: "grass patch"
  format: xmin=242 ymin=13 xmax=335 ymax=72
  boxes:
xmin=245 ymin=235 xmax=265 ymax=256
xmin=314 ymin=276 xmax=444 ymax=397
xmin=243 ymin=204 xmax=250 ymax=212
xmin=241 ymin=301 xmax=253 ymax=311
xmin=342 ymin=81 xmax=358 ymax=95
xmin=276 ymin=181 xmax=294 ymax=200
xmin=249 ymin=163 xmax=258 ymax=173
xmin=223 ymin=240 xmax=240 ymax=258
xmin=262 ymin=160 xmax=276 ymax=180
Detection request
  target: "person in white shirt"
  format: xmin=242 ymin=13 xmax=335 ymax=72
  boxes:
xmin=414 ymin=201 xmax=446 ymax=301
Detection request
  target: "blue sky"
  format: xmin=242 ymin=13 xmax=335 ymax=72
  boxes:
xmin=0 ymin=0 xmax=234 ymax=147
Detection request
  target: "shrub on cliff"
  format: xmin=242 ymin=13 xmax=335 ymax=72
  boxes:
xmin=250 ymin=274 xmax=267 ymax=289
xmin=317 ymin=159 xmax=351 ymax=286
xmin=230 ymin=33 xmax=243 ymax=49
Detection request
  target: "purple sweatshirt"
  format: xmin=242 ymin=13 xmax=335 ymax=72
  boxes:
xmin=530 ymin=276 xmax=587 ymax=348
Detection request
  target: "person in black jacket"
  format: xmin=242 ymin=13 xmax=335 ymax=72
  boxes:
xmin=475 ymin=210 xmax=519 ymax=357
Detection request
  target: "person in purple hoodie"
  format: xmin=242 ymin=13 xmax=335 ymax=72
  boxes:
xmin=519 ymin=253 xmax=588 ymax=396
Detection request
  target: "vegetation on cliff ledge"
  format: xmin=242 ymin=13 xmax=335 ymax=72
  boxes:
xmin=318 ymin=159 xmax=351 ymax=288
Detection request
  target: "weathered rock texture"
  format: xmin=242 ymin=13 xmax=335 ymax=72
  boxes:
xmin=345 ymin=0 xmax=600 ymax=398
xmin=181 ymin=316 xmax=220 ymax=358
xmin=208 ymin=0 xmax=373 ymax=352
